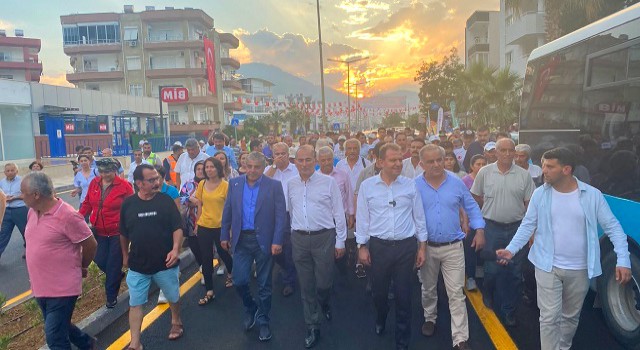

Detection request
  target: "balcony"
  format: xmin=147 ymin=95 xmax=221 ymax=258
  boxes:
xmin=0 ymin=36 xmax=41 ymax=49
xmin=223 ymin=79 xmax=242 ymax=90
xmin=145 ymin=67 xmax=206 ymax=79
xmin=186 ymin=95 xmax=218 ymax=106
xmin=219 ymin=33 xmax=239 ymax=49
xmin=466 ymin=11 xmax=490 ymax=31
xmin=505 ymin=12 xmax=545 ymax=46
xmin=63 ymin=40 xmax=121 ymax=55
xmin=141 ymin=9 xmax=214 ymax=28
xmin=221 ymin=56 xmax=240 ymax=69
xmin=224 ymin=101 xmax=242 ymax=111
xmin=66 ymin=69 xmax=124 ymax=83
xmin=467 ymin=43 xmax=490 ymax=58
xmin=0 ymin=59 xmax=43 ymax=71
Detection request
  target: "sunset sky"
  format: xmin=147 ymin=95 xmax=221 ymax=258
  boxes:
xmin=1 ymin=0 xmax=499 ymax=97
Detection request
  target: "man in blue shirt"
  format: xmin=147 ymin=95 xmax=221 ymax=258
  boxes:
xmin=415 ymin=144 xmax=485 ymax=350
xmin=206 ymin=133 xmax=238 ymax=169
xmin=0 ymin=163 xmax=28 ymax=261
xmin=221 ymin=151 xmax=287 ymax=342
xmin=497 ymin=147 xmax=631 ymax=350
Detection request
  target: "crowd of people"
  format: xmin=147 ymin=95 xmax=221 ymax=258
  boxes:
xmin=0 ymin=124 xmax=634 ymax=350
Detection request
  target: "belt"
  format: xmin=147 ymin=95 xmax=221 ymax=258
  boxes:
xmin=484 ymin=218 xmax=522 ymax=228
xmin=293 ymin=227 xmax=332 ymax=236
xmin=427 ymin=239 xmax=462 ymax=247
xmin=370 ymin=236 xmax=415 ymax=246
xmin=241 ymin=229 xmax=256 ymax=235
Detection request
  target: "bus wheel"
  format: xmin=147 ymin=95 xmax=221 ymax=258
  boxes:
xmin=598 ymin=251 xmax=640 ymax=349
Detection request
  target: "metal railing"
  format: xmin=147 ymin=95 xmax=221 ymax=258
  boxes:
xmin=147 ymin=33 xmax=184 ymax=42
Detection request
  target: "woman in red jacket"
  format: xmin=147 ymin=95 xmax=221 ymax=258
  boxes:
xmin=79 ymin=158 xmax=133 ymax=308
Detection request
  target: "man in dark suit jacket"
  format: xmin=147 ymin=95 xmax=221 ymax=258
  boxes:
xmin=221 ymin=151 xmax=287 ymax=342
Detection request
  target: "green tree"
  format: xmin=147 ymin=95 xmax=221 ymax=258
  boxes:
xmin=406 ymin=113 xmax=421 ymax=130
xmin=285 ymin=107 xmax=308 ymax=133
xmin=414 ymin=48 xmax=465 ymax=114
xmin=381 ymin=112 xmax=406 ymax=128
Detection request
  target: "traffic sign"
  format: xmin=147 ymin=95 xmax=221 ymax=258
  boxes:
xmin=333 ymin=123 xmax=340 ymax=130
xmin=231 ymin=118 xmax=240 ymax=127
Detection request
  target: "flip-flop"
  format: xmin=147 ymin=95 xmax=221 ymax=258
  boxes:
xmin=198 ymin=293 xmax=215 ymax=305
xmin=168 ymin=324 xmax=184 ymax=341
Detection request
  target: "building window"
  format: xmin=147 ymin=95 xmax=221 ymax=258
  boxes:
xmin=63 ymin=23 xmax=119 ymax=45
xmin=506 ymin=52 xmax=513 ymax=66
xmin=0 ymin=75 xmax=13 ymax=80
xmin=86 ymin=83 xmax=100 ymax=91
xmin=0 ymin=52 xmax=11 ymax=61
xmin=124 ymin=27 xmax=139 ymax=41
xmin=126 ymin=56 xmax=141 ymax=70
xmin=129 ymin=84 xmax=143 ymax=96
xmin=199 ymin=110 xmax=208 ymax=122
xmin=169 ymin=111 xmax=179 ymax=124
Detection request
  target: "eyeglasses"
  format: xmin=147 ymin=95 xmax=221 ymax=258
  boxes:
xmin=141 ymin=176 xmax=160 ymax=184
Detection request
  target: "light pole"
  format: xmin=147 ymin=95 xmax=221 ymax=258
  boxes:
xmin=353 ymin=80 xmax=366 ymax=130
xmin=316 ymin=0 xmax=326 ymax=131
xmin=328 ymin=56 xmax=368 ymax=132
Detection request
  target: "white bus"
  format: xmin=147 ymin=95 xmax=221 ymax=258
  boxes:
xmin=519 ymin=4 xmax=640 ymax=348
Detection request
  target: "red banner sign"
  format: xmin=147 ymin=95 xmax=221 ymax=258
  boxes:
xmin=161 ymin=87 xmax=189 ymax=103
xmin=65 ymin=123 xmax=74 ymax=132
xmin=204 ymin=36 xmax=217 ymax=95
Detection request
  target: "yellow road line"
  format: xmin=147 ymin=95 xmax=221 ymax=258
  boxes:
xmin=2 ymin=289 xmax=32 ymax=309
xmin=465 ymin=288 xmax=518 ymax=350
xmin=108 ymin=261 xmax=217 ymax=350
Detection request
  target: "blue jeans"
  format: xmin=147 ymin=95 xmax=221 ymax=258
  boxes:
xmin=93 ymin=235 xmax=123 ymax=303
xmin=0 ymin=206 xmax=28 ymax=256
xmin=483 ymin=219 xmax=525 ymax=316
xmin=36 ymin=296 xmax=93 ymax=350
xmin=464 ymin=229 xmax=478 ymax=279
xmin=233 ymin=233 xmax=274 ymax=326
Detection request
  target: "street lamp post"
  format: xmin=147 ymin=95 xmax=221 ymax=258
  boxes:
xmin=316 ymin=0 xmax=326 ymax=131
xmin=353 ymin=80 xmax=366 ymax=130
xmin=328 ymin=56 xmax=368 ymax=132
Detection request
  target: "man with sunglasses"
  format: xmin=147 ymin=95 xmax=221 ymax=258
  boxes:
xmin=120 ymin=164 xmax=185 ymax=349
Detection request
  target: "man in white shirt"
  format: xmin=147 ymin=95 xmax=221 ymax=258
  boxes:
xmin=401 ymin=138 xmax=426 ymax=178
xmin=127 ymin=149 xmax=149 ymax=184
xmin=333 ymin=135 xmax=347 ymax=160
xmin=263 ymin=142 xmax=299 ymax=297
xmin=287 ymin=145 xmax=346 ymax=349
xmin=336 ymin=139 xmax=371 ymax=191
xmin=356 ymin=143 xmax=428 ymax=350
xmin=515 ymin=144 xmax=543 ymax=182
xmin=174 ymin=138 xmax=209 ymax=189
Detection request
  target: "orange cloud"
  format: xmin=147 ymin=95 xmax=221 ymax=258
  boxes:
xmin=40 ymin=73 xmax=74 ymax=87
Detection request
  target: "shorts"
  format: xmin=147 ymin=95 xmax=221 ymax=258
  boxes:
xmin=127 ymin=266 xmax=180 ymax=307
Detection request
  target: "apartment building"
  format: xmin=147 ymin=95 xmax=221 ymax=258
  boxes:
xmin=0 ymin=29 xmax=42 ymax=82
xmin=465 ymin=11 xmax=501 ymax=68
xmin=60 ymin=5 xmax=241 ymax=134
xmin=499 ymin=0 xmax=546 ymax=76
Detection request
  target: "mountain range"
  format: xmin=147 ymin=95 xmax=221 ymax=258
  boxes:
xmin=237 ymin=63 xmax=419 ymax=106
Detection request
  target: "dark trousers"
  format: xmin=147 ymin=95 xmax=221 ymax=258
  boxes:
xmin=93 ymin=235 xmax=123 ymax=302
xmin=198 ymin=226 xmax=233 ymax=290
xmin=187 ymin=235 xmax=203 ymax=267
xmin=483 ymin=219 xmax=526 ymax=316
xmin=464 ymin=229 xmax=478 ymax=279
xmin=273 ymin=214 xmax=297 ymax=287
xmin=36 ymin=296 xmax=93 ymax=350
xmin=0 ymin=206 xmax=28 ymax=256
xmin=369 ymin=236 xmax=417 ymax=349
xmin=291 ymin=229 xmax=336 ymax=329
xmin=233 ymin=233 xmax=274 ymax=326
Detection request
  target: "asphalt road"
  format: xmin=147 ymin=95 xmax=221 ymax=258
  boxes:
xmin=0 ymin=190 xmax=79 ymax=303
xmin=96 ymin=262 xmax=628 ymax=350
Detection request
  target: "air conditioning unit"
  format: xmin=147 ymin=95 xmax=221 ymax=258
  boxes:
xmin=128 ymin=41 xmax=137 ymax=47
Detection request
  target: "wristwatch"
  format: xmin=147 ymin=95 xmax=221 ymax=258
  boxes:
xmin=271 ymin=164 xmax=277 ymax=169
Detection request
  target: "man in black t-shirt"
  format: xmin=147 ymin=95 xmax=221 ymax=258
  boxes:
xmin=120 ymin=164 xmax=185 ymax=349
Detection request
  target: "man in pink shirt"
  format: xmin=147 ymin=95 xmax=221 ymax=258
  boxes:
xmin=23 ymin=172 xmax=98 ymax=350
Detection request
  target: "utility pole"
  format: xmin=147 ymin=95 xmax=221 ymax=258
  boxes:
xmin=316 ymin=0 xmax=325 ymax=131
xmin=328 ymin=56 xmax=368 ymax=132
xmin=353 ymin=80 xmax=366 ymax=130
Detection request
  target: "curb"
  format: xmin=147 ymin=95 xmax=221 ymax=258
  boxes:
xmin=55 ymin=184 xmax=75 ymax=193
xmin=39 ymin=249 xmax=196 ymax=350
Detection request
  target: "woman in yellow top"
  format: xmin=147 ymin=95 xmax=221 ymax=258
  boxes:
xmin=193 ymin=157 xmax=232 ymax=305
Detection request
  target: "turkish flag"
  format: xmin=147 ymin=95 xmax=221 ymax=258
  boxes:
xmin=204 ymin=37 xmax=217 ymax=95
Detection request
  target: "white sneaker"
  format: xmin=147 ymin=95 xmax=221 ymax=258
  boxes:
xmin=200 ymin=266 xmax=205 ymax=285
xmin=466 ymin=278 xmax=477 ymax=291
xmin=157 ymin=290 xmax=168 ymax=304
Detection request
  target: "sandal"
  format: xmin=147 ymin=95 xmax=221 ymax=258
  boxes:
xmin=198 ymin=293 xmax=215 ymax=305
xmin=225 ymin=275 xmax=234 ymax=288
xmin=168 ymin=323 xmax=184 ymax=340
